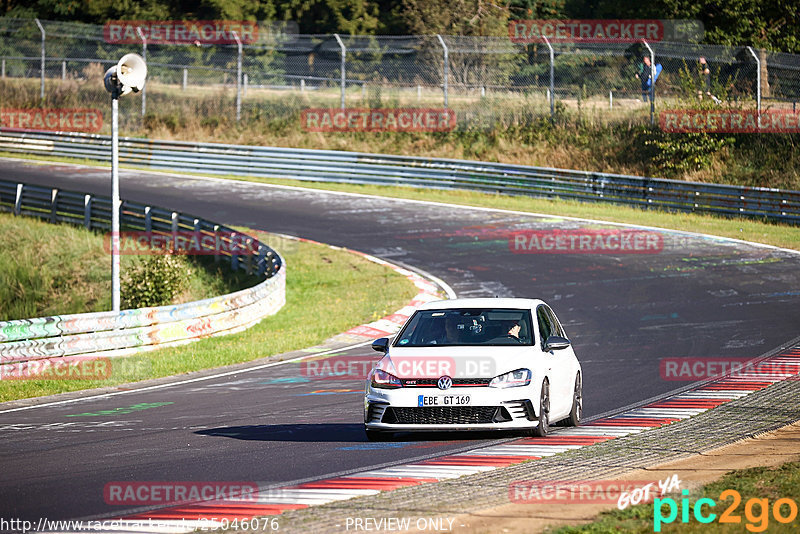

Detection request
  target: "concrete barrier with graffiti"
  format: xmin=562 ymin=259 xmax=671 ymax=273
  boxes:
xmin=0 ymin=179 xmax=285 ymax=367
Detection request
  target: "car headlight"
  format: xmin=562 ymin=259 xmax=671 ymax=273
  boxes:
xmin=489 ymin=368 xmax=532 ymax=388
xmin=371 ymin=368 xmax=402 ymax=389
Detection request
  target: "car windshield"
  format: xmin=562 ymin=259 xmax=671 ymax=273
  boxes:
xmin=394 ymin=308 xmax=534 ymax=347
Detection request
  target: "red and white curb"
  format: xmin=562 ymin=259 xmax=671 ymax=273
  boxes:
xmin=60 ymin=347 xmax=800 ymax=533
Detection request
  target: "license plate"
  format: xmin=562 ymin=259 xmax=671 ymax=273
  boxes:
xmin=418 ymin=395 xmax=471 ymax=407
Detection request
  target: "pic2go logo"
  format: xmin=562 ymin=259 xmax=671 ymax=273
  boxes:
xmin=654 ymin=489 xmax=799 ymax=532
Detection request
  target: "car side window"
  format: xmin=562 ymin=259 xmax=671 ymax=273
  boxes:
xmin=544 ymin=306 xmax=566 ymax=338
xmin=536 ymin=307 xmax=552 ymax=349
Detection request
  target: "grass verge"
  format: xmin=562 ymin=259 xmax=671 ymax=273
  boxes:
xmin=0 ymin=212 xmax=252 ymax=321
xmin=553 ymin=460 xmax=800 ymax=533
xmin=0 ymin=232 xmax=417 ymax=402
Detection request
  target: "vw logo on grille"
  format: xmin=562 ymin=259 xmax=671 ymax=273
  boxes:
xmin=437 ymin=376 xmax=453 ymax=390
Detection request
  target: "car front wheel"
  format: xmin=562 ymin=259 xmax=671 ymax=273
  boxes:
xmin=532 ymin=379 xmax=550 ymax=437
xmin=564 ymin=373 xmax=582 ymax=427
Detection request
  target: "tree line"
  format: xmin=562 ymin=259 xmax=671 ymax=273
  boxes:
xmin=1 ymin=0 xmax=798 ymax=52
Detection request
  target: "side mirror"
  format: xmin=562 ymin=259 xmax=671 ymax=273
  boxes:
xmin=544 ymin=335 xmax=571 ymax=351
xmin=371 ymin=337 xmax=389 ymax=353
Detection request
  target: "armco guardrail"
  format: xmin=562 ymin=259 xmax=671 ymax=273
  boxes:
xmin=1 ymin=130 xmax=799 ymax=224
xmin=0 ymin=178 xmax=285 ymax=367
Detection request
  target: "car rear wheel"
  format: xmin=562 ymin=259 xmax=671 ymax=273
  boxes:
xmin=564 ymin=373 xmax=582 ymax=427
xmin=532 ymin=379 xmax=550 ymax=437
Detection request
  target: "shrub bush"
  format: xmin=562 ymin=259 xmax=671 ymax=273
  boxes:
xmin=122 ymin=254 xmax=191 ymax=309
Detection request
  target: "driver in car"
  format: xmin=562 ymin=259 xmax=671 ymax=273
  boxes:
xmin=506 ymin=320 xmax=521 ymax=339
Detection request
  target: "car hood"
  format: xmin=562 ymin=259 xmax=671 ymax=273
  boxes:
xmin=376 ymin=345 xmax=538 ymax=380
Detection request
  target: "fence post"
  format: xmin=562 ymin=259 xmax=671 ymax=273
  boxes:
xmin=2 ymin=59 xmax=5 ymax=78
xmin=50 ymin=188 xmax=58 ymax=223
xmin=233 ymin=31 xmax=242 ymax=121
xmin=14 ymin=183 xmax=23 ymax=215
xmin=182 ymin=68 xmax=187 ymax=90
xmin=61 ymin=60 xmax=66 ymax=80
xmin=334 ymin=33 xmax=346 ymax=109
xmin=746 ymin=46 xmax=761 ymax=116
xmin=642 ymin=40 xmax=655 ymax=126
xmin=83 ymin=194 xmax=92 ymax=229
xmin=543 ymin=36 xmax=554 ymax=119
xmin=436 ymin=34 xmax=448 ymax=108
xmin=34 ymin=18 xmax=45 ymax=99
xmin=137 ymin=27 xmax=147 ymax=117
xmin=243 ymin=73 xmax=248 ymax=96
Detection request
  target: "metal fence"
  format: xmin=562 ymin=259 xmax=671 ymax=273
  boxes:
xmin=2 ymin=18 xmax=799 ymax=130
xmin=1 ymin=130 xmax=797 ymax=224
xmin=0 ymin=178 xmax=285 ymax=366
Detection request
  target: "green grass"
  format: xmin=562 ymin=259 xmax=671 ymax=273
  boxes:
xmin=552 ymin=461 xmax=800 ymax=533
xmin=0 ymin=212 xmax=253 ymax=321
xmin=0 ymin=231 xmax=418 ymax=402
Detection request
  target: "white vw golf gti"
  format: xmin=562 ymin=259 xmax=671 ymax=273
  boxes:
xmin=364 ymin=298 xmax=582 ymax=440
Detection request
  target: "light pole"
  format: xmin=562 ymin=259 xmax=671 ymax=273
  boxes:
xmin=103 ymin=53 xmax=147 ymax=312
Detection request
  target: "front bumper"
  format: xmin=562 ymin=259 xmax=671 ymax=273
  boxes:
xmin=364 ymin=386 xmax=539 ymax=432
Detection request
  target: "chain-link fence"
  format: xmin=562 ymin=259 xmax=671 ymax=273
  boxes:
xmin=2 ymin=18 xmax=799 ymax=134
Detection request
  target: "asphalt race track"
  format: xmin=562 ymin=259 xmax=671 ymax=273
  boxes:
xmin=1 ymin=158 xmax=799 ymax=523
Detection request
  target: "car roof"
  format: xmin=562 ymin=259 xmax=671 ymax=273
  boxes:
xmin=417 ymin=297 xmax=546 ymax=310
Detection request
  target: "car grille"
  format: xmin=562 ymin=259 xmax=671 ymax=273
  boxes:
xmin=400 ymin=378 xmax=492 ymax=387
xmin=383 ymin=406 xmax=511 ymax=425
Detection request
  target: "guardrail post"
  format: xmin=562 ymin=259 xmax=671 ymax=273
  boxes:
xmin=257 ymin=244 xmax=267 ymax=276
xmin=144 ymin=206 xmax=152 ymax=232
xmin=14 ymin=183 xmax=23 ymax=215
xmin=83 ymin=194 xmax=92 ymax=229
xmin=642 ymin=40 xmax=655 ymax=126
xmin=136 ymin=27 xmax=147 ymax=117
xmin=334 ymin=33 xmax=346 ymax=109
xmin=34 ymin=18 xmax=45 ymax=100
xmin=542 ymin=36 xmax=554 ymax=119
xmin=436 ymin=34 xmax=448 ymax=108
xmin=746 ymin=46 xmax=761 ymax=116
xmin=214 ymin=224 xmax=221 ymax=263
xmin=233 ymin=31 xmax=242 ymax=122
xmin=245 ymin=237 xmax=254 ymax=275
xmin=50 ymin=188 xmax=58 ymax=223
xmin=171 ymin=212 xmax=179 ymax=234
xmin=230 ymin=231 xmax=238 ymax=270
